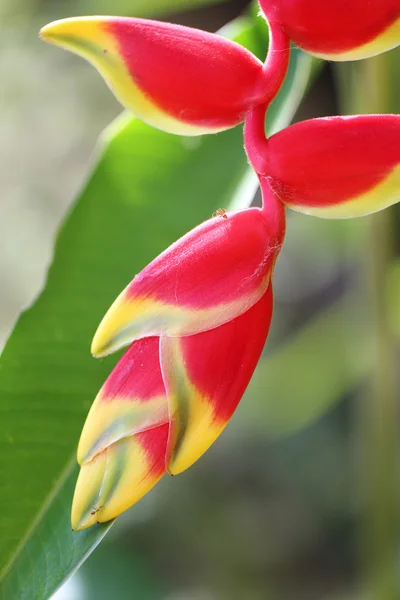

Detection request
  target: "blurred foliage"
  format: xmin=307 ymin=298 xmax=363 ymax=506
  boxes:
xmin=0 ymin=0 xmax=230 ymax=20
xmin=243 ymin=295 xmax=369 ymax=437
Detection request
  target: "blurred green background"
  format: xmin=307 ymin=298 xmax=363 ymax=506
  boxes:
xmin=1 ymin=0 xmax=400 ymax=599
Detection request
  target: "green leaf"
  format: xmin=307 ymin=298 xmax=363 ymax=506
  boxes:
xmin=0 ymin=468 xmax=112 ymax=600
xmin=0 ymin=15 xmax=316 ymax=600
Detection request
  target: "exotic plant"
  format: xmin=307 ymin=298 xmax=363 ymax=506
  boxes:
xmin=39 ymin=3 xmax=400 ymax=531
xmin=2 ymin=3 xmax=400 ymax=598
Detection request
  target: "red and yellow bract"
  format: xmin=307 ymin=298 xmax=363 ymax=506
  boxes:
xmin=40 ymin=16 xmax=272 ymax=135
xmin=259 ymin=0 xmax=400 ymax=60
xmin=91 ymin=207 xmax=285 ymax=357
xmin=262 ymin=115 xmax=400 ymax=218
xmin=161 ymin=288 xmax=273 ymax=475
xmin=72 ymin=337 xmax=169 ymax=530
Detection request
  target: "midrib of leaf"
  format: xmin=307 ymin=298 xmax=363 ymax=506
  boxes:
xmin=0 ymin=458 xmax=76 ymax=583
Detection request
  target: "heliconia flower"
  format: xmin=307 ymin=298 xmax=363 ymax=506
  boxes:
xmin=72 ymin=193 xmax=286 ymax=529
xmin=259 ymin=0 xmax=400 ymax=61
xmin=72 ymin=288 xmax=274 ymax=530
xmin=91 ymin=206 xmax=285 ymax=358
xmin=40 ymin=16 xmax=274 ymax=136
xmin=256 ymin=115 xmax=400 ymax=219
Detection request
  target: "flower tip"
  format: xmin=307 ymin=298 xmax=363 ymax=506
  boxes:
xmin=71 ymin=515 xmax=95 ymax=532
xmin=90 ymin=336 xmax=108 ymax=359
xmin=39 ymin=24 xmax=50 ymax=41
xmin=71 ymin=501 xmax=99 ymax=532
xmin=39 ymin=16 xmax=107 ymax=49
xmin=39 ymin=19 xmax=62 ymax=41
xmin=91 ymin=292 xmax=144 ymax=357
xmin=90 ymin=320 xmax=119 ymax=358
xmin=39 ymin=17 xmax=77 ymax=42
xmin=72 ymin=431 xmax=167 ymax=529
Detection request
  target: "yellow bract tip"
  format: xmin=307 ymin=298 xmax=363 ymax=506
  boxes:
xmin=71 ymin=435 xmax=164 ymax=530
xmin=91 ymin=293 xmax=132 ymax=358
xmin=40 ymin=16 xmax=107 ymax=45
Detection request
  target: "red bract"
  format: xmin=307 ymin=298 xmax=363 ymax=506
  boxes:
xmin=259 ymin=0 xmax=400 ymax=60
xmin=262 ymin=115 xmax=400 ymax=218
xmin=40 ymin=16 xmax=273 ymax=135
xmin=161 ymin=288 xmax=273 ymax=475
xmin=91 ymin=206 xmax=285 ymax=357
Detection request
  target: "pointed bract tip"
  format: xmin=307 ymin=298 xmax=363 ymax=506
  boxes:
xmin=72 ymin=424 xmax=168 ymax=529
xmin=90 ymin=292 xmax=132 ymax=358
xmin=40 ymin=16 xmax=106 ymax=44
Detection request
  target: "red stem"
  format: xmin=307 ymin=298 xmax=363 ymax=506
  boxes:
xmin=244 ymin=19 xmax=290 ymax=176
xmin=259 ymin=176 xmax=286 ymax=240
xmin=261 ymin=19 xmax=291 ymax=105
xmin=244 ymin=104 xmax=270 ymax=175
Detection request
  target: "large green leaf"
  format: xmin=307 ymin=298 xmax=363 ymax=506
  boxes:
xmin=0 ymin=14 xmax=315 ymax=600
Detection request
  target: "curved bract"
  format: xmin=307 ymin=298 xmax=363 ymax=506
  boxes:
xmin=40 ymin=16 xmax=268 ymax=135
xmin=71 ymin=337 xmax=169 ymax=530
xmin=77 ymin=337 xmax=169 ymax=467
xmin=161 ymin=288 xmax=273 ymax=475
xmin=72 ymin=422 xmax=169 ymax=530
xmin=259 ymin=0 xmax=400 ymax=60
xmin=91 ymin=207 xmax=285 ymax=357
xmin=266 ymin=115 xmax=400 ymax=218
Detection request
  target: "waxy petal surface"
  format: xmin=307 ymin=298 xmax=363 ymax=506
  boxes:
xmin=92 ymin=207 xmax=285 ymax=357
xmin=260 ymin=0 xmax=400 ymax=60
xmin=266 ymin=115 xmax=400 ymax=218
xmin=78 ymin=337 xmax=168 ymax=465
xmin=160 ymin=288 xmax=273 ymax=475
xmin=40 ymin=16 xmax=267 ymax=135
xmin=72 ymin=423 xmax=168 ymax=530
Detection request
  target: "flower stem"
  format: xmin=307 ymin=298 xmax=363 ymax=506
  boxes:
xmin=259 ymin=176 xmax=286 ymax=241
xmin=336 ymin=51 xmax=399 ymax=599
xmin=243 ymin=20 xmax=290 ymax=175
xmin=261 ymin=20 xmax=291 ymax=104
xmin=244 ymin=103 xmax=270 ymax=174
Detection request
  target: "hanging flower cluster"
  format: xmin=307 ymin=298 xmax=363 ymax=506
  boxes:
xmin=40 ymin=0 xmax=400 ymax=530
